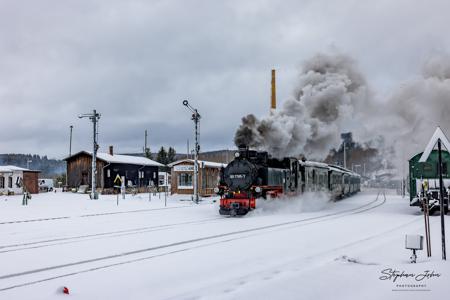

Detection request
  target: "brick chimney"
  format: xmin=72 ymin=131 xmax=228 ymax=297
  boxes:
xmin=109 ymin=145 xmax=114 ymax=155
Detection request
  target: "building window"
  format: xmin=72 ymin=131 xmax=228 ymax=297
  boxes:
xmin=107 ymin=169 xmax=111 ymax=178
xmin=8 ymin=177 xmax=13 ymax=188
xmin=0 ymin=176 xmax=4 ymax=188
xmin=178 ymin=173 xmax=192 ymax=187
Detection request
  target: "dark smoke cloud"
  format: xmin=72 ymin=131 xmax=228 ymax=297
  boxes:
xmin=235 ymin=51 xmax=450 ymax=176
xmin=235 ymin=53 xmax=369 ymax=159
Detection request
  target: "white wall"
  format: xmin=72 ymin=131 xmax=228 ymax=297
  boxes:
xmin=0 ymin=170 xmax=24 ymax=195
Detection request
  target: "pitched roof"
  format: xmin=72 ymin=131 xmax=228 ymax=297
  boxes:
xmin=65 ymin=151 xmax=165 ymax=167
xmin=0 ymin=165 xmax=38 ymax=172
xmin=168 ymin=159 xmax=226 ymax=168
xmin=419 ymin=127 xmax=450 ymax=162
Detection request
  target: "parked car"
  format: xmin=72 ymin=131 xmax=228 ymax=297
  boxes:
xmin=39 ymin=178 xmax=54 ymax=192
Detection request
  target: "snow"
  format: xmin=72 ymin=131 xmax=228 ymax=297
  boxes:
xmin=0 ymin=189 xmax=449 ymax=299
xmin=419 ymin=126 xmax=450 ymax=162
xmin=168 ymin=159 xmax=226 ymax=168
xmin=0 ymin=166 xmax=29 ymax=172
xmin=66 ymin=151 xmax=165 ymax=167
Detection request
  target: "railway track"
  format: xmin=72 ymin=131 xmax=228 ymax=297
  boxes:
xmin=0 ymin=191 xmax=386 ymax=292
xmin=0 ymin=217 xmax=225 ymax=254
xmin=0 ymin=204 xmax=196 ymax=225
xmin=0 ymin=191 xmax=382 ymax=254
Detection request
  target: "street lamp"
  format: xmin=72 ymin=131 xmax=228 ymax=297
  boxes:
xmin=27 ymin=160 xmax=32 ymax=169
xmin=182 ymin=100 xmax=201 ymax=204
xmin=78 ymin=109 xmax=101 ymax=200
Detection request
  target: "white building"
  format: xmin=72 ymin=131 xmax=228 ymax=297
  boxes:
xmin=0 ymin=165 xmax=40 ymax=195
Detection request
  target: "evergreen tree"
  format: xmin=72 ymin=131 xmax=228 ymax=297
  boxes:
xmin=156 ymin=146 xmax=168 ymax=165
xmin=167 ymin=147 xmax=176 ymax=163
xmin=144 ymin=147 xmax=153 ymax=160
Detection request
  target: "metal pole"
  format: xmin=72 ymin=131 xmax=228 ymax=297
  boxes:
xmin=423 ymin=195 xmax=431 ymax=257
xmin=187 ymin=139 xmax=189 ymax=159
xmin=438 ymin=139 xmax=447 ymax=260
xmin=182 ymin=100 xmax=201 ymax=204
xmin=69 ymin=125 xmax=73 ymax=157
xmin=78 ymin=110 xmax=100 ymax=200
xmin=343 ymin=142 xmax=346 ymax=169
xmin=67 ymin=125 xmax=73 ymax=189
xmin=194 ymin=110 xmax=199 ymax=203
xmin=426 ymin=196 xmax=432 ymax=257
xmin=92 ymin=110 xmax=98 ymax=200
xmin=144 ymin=129 xmax=148 ymax=155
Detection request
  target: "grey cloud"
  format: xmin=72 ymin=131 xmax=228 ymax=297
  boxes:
xmin=1 ymin=0 xmax=450 ymax=160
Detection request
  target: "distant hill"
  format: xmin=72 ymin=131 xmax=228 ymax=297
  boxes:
xmin=0 ymin=154 xmax=65 ymax=177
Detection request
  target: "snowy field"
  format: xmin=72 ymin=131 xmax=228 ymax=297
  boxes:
xmin=0 ymin=189 xmax=449 ymax=299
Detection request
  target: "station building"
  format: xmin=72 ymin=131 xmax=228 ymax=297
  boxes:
xmin=168 ymin=159 xmax=226 ymax=196
xmin=0 ymin=165 xmax=40 ymax=195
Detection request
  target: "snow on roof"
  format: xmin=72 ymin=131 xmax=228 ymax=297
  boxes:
xmin=0 ymin=165 xmax=29 ymax=172
xmin=168 ymin=159 xmax=226 ymax=168
xmin=66 ymin=151 xmax=165 ymax=167
xmin=300 ymin=161 xmax=329 ymax=169
xmin=419 ymin=127 xmax=450 ymax=162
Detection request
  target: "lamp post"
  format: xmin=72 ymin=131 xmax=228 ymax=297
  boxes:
xmin=69 ymin=125 xmax=73 ymax=157
xmin=78 ymin=110 xmax=101 ymax=200
xmin=26 ymin=160 xmax=32 ymax=169
xmin=182 ymin=100 xmax=201 ymax=204
xmin=66 ymin=125 xmax=73 ymax=190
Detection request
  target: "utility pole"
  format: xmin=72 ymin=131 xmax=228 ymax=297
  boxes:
xmin=182 ymin=100 xmax=201 ymax=204
xmin=343 ymin=142 xmax=347 ymax=169
xmin=69 ymin=125 xmax=73 ymax=157
xmin=144 ymin=129 xmax=148 ymax=155
xmin=187 ymin=139 xmax=190 ymax=159
xmin=78 ymin=109 xmax=101 ymax=200
xmin=66 ymin=125 xmax=73 ymax=189
xmin=438 ymin=139 xmax=447 ymax=260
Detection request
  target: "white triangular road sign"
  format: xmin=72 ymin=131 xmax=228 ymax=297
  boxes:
xmin=419 ymin=127 xmax=450 ymax=162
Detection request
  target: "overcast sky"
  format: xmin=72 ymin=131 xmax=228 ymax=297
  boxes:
xmin=1 ymin=0 xmax=450 ymax=159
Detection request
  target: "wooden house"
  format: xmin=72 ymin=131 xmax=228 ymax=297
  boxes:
xmin=65 ymin=146 xmax=164 ymax=193
xmin=168 ymin=159 xmax=226 ymax=196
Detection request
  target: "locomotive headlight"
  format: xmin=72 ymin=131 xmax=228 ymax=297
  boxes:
xmin=255 ymin=186 xmax=261 ymax=193
xmin=214 ymin=187 xmax=219 ymax=193
xmin=234 ymin=152 xmax=240 ymax=158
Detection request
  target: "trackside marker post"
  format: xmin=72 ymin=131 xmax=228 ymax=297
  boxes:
xmin=419 ymin=127 xmax=448 ymax=260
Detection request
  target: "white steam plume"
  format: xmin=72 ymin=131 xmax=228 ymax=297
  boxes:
xmin=235 ymin=52 xmax=450 ymax=176
xmin=234 ymin=53 xmax=370 ymax=160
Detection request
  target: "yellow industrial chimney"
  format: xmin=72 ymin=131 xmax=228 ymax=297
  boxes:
xmin=271 ymin=69 xmax=276 ymax=110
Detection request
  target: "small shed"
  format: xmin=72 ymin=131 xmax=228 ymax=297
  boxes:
xmin=168 ymin=159 xmax=226 ymax=196
xmin=0 ymin=165 xmax=40 ymax=195
xmin=65 ymin=146 xmax=165 ymax=193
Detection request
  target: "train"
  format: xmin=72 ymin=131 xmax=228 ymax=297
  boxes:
xmin=216 ymin=148 xmax=361 ymax=216
xmin=409 ymin=149 xmax=450 ymax=213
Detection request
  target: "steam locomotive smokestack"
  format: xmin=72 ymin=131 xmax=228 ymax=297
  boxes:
xmin=271 ymin=69 xmax=276 ymax=110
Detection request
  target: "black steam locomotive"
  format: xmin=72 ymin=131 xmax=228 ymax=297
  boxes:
xmin=217 ymin=148 xmax=361 ymax=216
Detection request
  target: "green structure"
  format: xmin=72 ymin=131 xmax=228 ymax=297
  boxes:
xmin=409 ymin=150 xmax=450 ymax=209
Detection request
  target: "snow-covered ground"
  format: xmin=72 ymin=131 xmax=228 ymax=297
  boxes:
xmin=0 ymin=189 xmax=448 ymax=299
